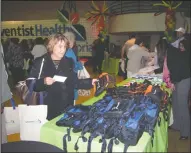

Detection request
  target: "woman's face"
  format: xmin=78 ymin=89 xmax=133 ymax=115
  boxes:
xmin=52 ymin=40 xmax=67 ymax=59
xmin=179 ymin=42 xmax=185 ymax=52
xmin=69 ymin=40 xmax=75 ymax=48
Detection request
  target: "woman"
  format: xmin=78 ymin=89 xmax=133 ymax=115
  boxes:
xmin=20 ymin=39 xmax=34 ymax=76
xmin=64 ymin=31 xmax=78 ymax=58
xmin=154 ymin=37 xmax=168 ymax=72
xmin=6 ymin=38 xmax=25 ymax=85
xmin=64 ymin=31 xmax=83 ymax=72
xmin=167 ymin=36 xmax=191 ymax=140
xmin=64 ymin=31 xmax=83 ymax=102
xmin=28 ymin=33 xmax=96 ymax=120
xmin=153 ymin=37 xmax=173 ymax=88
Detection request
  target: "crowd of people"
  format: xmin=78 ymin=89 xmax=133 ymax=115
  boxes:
xmin=1 ymin=37 xmax=48 ymax=87
xmin=1 ymin=27 xmax=190 ymax=143
xmin=120 ymin=27 xmax=191 ymax=140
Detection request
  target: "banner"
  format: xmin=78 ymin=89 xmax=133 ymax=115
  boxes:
xmin=1 ymin=19 xmax=98 ymax=56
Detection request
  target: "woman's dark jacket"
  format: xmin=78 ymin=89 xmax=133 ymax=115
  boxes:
xmin=27 ymin=53 xmax=93 ymax=120
xmin=167 ymin=45 xmax=191 ymax=83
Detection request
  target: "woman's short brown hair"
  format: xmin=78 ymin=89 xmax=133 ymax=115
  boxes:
xmin=46 ymin=33 xmax=69 ymax=53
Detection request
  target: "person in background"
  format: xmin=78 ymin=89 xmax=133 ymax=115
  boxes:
xmin=31 ymin=37 xmax=47 ymax=59
xmin=121 ymin=35 xmax=136 ymax=60
xmin=1 ymin=44 xmax=12 ymax=144
xmin=27 ymin=33 xmax=97 ymax=120
xmin=126 ymin=37 xmax=153 ymax=78
xmin=92 ymin=33 xmax=105 ymax=74
xmin=64 ymin=31 xmax=78 ymax=58
xmin=139 ymin=40 xmax=152 ymax=68
xmin=121 ymin=35 xmax=136 ymax=79
xmin=167 ymin=36 xmax=190 ymax=140
xmin=64 ymin=31 xmax=83 ymax=102
xmin=6 ymin=38 xmax=24 ymax=86
xmin=20 ymin=39 xmax=34 ymax=77
xmin=43 ymin=38 xmax=49 ymax=46
xmin=63 ymin=32 xmax=82 ymax=71
xmin=152 ymin=37 xmax=173 ymax=88
xmin=27 ymin=39 xmax=34 ymax=52
xmin=171 ymin=27 xmax=185 ymax=48
xmin=154 ymin=37 xmax=168 ymax=73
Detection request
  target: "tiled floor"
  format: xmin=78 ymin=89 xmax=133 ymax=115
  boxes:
xmin=4 ymin=66 xmax=190 ymax=152
xmin=168 ymin=130 xmax=190 ymax=152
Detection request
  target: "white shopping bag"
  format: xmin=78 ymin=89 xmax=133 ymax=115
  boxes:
xmin=4 ymin=99 xmax=20 ymax=135
xmin=77 ymin=66 xmax=91 ymax=96
xmin=78 ymin=66 xmax=90 ymax=79
xmin=18 ymin=104 xmax=48 ymax=141
xmin=120 ymin=59 xmax=125 ymax=73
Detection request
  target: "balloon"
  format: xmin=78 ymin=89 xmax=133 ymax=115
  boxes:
xmin=96 ymin=16 xmax=105 ymax=31
xmin=164 ymin=31 xmax=168 ymax=36
xmin=167 ymin=35 xmax=173 ymax=42
xmin=70 ymin=13 xmax=80 ymax=24
xmin=166 ymin=14 xmax=172 ymax=21
xmin=167 ymin=23 xmax=174 ymax=29
xmin=166 ymin=9 xmax=175 ymax=16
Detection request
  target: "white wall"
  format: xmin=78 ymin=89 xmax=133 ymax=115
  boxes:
xmin=175 ymin=12 xmax=191 ymax=33
xmin=109 ymin=34 xmax=129 ymax=46
xmin=109 ymin=12 xmax=191 ymax=33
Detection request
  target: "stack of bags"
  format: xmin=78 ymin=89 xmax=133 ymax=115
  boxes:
xmin=56 ymin=79 xmax=170 ymax=153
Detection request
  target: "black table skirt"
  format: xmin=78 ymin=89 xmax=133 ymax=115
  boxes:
xmin=2 ymin=141 xmax=63 ymax=152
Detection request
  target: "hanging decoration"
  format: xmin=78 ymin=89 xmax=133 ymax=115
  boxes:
xmin=153 ymin=1 xmax=182 ymax=43
xmin=57 ymin=1 xmax=80 ymax=25
xmin=70 ymin=12 xmax=80 ymax=25
xmin=56 ymin=1 xmax=86 ymax=40
xmin=85 ymin=1 xmax=112 ymax=33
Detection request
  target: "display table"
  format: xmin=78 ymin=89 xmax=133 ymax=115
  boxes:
xmin=102 ymin=58 xmax=120 ymax=75
xmin=40 ymin=79 xmax=170 ymax=152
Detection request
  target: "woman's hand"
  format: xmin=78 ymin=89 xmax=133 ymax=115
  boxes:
xmin=92 ymin=79 xmax=98 ymax=85
xmin=44 ymin=77 xmax=55 ymax=85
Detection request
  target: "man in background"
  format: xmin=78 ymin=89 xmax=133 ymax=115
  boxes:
xmin=92 ymin=34 xmax=105 ymax=74
xmin=121 ymin=35 xmax=136 ymax=79
xmin=171 ymin=27 xmax=185 ymax=48
xmin=126 ymin=37 xmax=153 ymax=78
xmin=1 ymin=44 xmax=12 ymax=144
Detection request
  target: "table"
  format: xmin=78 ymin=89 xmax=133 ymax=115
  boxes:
xmin=102 ymin=58 xmax=120 ymax=75
xmin=2 ymin=141 xmax=63 ymax=152
xmin=40 ymin=79 xmax=170 ymax=152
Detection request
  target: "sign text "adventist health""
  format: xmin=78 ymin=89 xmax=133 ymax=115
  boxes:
xmin=1 ymin=24 xmax=67 ymax=37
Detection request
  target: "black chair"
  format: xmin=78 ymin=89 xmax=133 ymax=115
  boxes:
xmin=2 ymin=141 xmax=63 ymax=152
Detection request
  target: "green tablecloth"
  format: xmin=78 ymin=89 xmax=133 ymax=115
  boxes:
xmin=102 ymin=58 xmax=120 ymax=75
xmin=40 ymin=79 xmax=169 ymax=152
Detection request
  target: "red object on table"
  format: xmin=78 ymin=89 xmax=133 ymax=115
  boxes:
xmin=79 ymin=58 xmax=88 ymax=63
